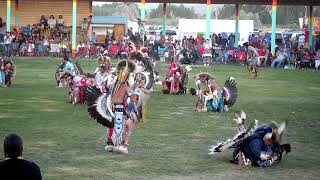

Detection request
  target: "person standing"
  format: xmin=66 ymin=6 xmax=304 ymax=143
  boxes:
xmin=0 ymin=134 xmax=42 ymax=180
xmin=3 ymin=32 xmax=13 ymax=57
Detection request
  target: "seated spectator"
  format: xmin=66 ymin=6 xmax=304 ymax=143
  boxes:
xmin=11 ymin=28 xmax=19 ymax=42
xmin=31 ymin=24 xmax=40 ymax=41
xmin=57 ymin=15 xmax=64 ymax=27
xmin=59 ymin=39 xmax=68 ymax=56
xmin=27 ymin=40 xmax=35 ymax=56
xmin=21 ymin=25 xmax=31 ymax=37
xmin=271 ymin=47 xmax=287 ymax=68
xmin=47 ymin=15 xmax=56 ymax=30
xmin=109 ymin=41 xmax=119 ymax=58
xmin=315 ymin=49 xmax=320 ymax=69
xmin=43 ymin=35 xmax=50 ymax=54
xmin=39 ymin=15 xmax=48 ymax=29
xmin=76 ymin=41 xmax=84 ymax=53
xmin=0 ymin=134 xmax=42 ymax=180
xmin=261 ymin=48 xmax=272 ymax=67
xmin=300 ymin=49 xmax=312 ymax=68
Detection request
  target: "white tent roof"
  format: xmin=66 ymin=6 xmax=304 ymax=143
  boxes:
xmin=178 ymin=19 xmax=254 ymax=40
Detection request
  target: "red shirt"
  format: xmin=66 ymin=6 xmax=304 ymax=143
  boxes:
xmin=198 ymin=47 xmax=205 ymax=56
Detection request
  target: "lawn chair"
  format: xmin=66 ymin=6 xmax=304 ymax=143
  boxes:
xmin=236 ymin=51 xmax=246 ymax=65
xmin=120 ymin=45 xmax=128 ymax=59
xmin=77 ymin=47 xmax=86 ymax=58
xmin=109 ymin=45 xmax=119 ymax=59
xmin=89 ymin=46 xmax=98 ymax=59
xmin=16 ymin=43 xmax=27 ymax=57
xmin=36 ymin=44 xmax=45 ymax=56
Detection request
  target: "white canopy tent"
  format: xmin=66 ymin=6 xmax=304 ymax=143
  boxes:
xmin=178 ymin=19 xmax=254 ymax=44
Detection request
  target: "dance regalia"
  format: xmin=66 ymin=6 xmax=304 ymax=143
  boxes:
xmin=161 ymin=61 xmax=188 ymax=95
xmin=190 ymin=73 xmax=237 ymax=112
xmin=85 ymin=60 xmax=144 ymax=154
xmin=209 ymin=115 xmax=291 ymax=167
xmin=1 ymin=60 xmax=15 ymax=87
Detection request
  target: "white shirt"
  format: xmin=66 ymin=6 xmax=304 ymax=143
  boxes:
xmin=57 ymin=18 xmax=64 ymax=25
xmin=48 ymin=18 xmax=56 ymax=28
xmin=4 ymin=35 xmax=12 ymax=44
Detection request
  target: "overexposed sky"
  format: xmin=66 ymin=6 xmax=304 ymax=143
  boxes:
xmin=93 ymin=2 xmax=207 ymax=10
xmin=93 ymin=2 xmax=159 ymax=9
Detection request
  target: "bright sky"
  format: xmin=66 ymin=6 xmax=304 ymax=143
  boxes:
xmin=93 ymin=2 xmax=159 ymax=10
xmin=92 ymin=2 xmax=206 ymax=10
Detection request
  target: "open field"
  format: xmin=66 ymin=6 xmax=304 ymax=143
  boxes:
xmin=0 ymin=57 xmax=320 ymax=180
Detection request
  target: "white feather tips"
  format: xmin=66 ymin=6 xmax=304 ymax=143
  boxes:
xmin=95 ymin=95 xmax=113 ymax=122
xmin=185 ymin=65 xmax=192 ymax=72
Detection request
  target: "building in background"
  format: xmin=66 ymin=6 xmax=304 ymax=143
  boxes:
xmin=89 ymin=16 xmax=127 ymax=44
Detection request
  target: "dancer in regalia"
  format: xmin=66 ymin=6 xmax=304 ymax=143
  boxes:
xmin=190 ymin=73 xmax=237 ymax=112
xmin=161 ymin=57 xmax=190 ymax=94
xmin=85 ymin=60 xmax=142 ymax=154
xmin=209 ymin=112 xmax=291 ymax=167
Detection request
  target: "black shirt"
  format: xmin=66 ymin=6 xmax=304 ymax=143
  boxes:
xmin=0 ymin=158 xmax=42 ymax=180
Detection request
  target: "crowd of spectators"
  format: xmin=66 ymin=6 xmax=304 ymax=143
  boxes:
xmin=0 ymin=15 xmax=93 ymax=58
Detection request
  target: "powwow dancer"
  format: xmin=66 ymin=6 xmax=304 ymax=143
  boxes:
xmin=247 ymin=46 xmax=259 ymax=79
xmin=85 ymin=60 xmax=143 ymax=154
xmin=190 ymin=73 xmax=237 ymax=112
xmin=0 ymin=58 xmax=16 ymax=87
xmin=161 ymin=57 xmax=190 ymax=94
xmin=209 ymin=112 xmax=291 ymax=167
xmin=55 ymin=56 xmax=77 ymax=87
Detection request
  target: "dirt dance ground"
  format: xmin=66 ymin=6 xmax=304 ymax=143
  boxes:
xmin=0 ymin=57 xmax=319 ymax=180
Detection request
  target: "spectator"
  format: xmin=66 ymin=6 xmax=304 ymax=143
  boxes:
xmin=271 ymin=47 xmax=287 ymax=68
xmin=0 ymin=134 xmax=42 ymax=180
xmin=27 ymin=39 xmax=35 ymax=56
xmin=3 ymin=32 xmax=13 ymax=57
xmin=57 ymin=15 xmax=64 ymax=27
xmin=80 ymin=18 xmax=88 ymax=41
xmin=300 ymin=49 xmax=312 ymax=68
xmin=315 ymin=49 xmax=320 ymax=69
xmin=76 ymin=41 xmax=84 ymax=53
xmin=59 ymin=38 xmax=68 ymax=56
xmin=261 ymin=48 xmax=272 ymax=67
xmin=39 ymin=15 xmax=47 ymax=28
xmin=47 ymin=15 xmax=56 ymax=30
xmin=0 ymin=17 xmax=4 ymax=30
xmin=228 ymin=33 xmax=235 ymax=49
xmin=11 ymin=28 xmax=19 ymax=42
xmin=92 ymin=32 xmax=97 ymax=44
xmin=43 ymin=35 xmax=50 ymax=54
xmin=31 ymin=24 xmax=40 ymax=41
xmin=0 ymin=58 xmax=6 ymax=87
